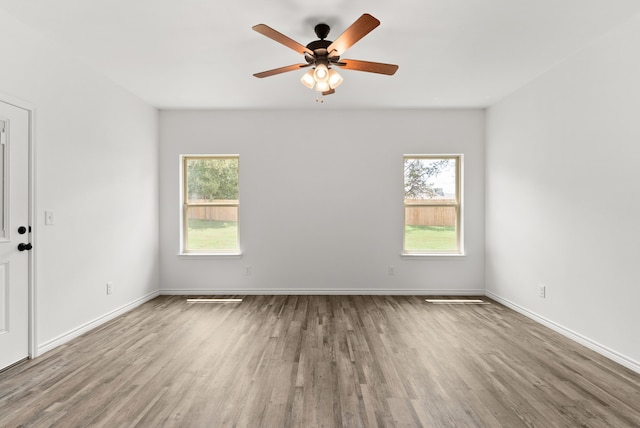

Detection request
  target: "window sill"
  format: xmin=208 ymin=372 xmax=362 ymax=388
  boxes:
xmin=177 ymin=252 xmax=243 ymax=260
xmin=401 ymin=253 xmax=466 ymax=261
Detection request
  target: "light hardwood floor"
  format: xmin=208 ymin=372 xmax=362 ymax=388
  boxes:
xmin=1 ymin=295 xmax=639 ymax=427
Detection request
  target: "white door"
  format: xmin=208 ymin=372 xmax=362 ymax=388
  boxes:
xmin=0 ymin=100 xmax=30 ymax=370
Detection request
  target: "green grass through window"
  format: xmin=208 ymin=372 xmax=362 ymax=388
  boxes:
xmin=187 ymin=220 xmax=456 ymax=253
xmin=404 ymin=225 xmax=457 ymax=252
xmin=187 ymin=219 xmax=239 ymax=251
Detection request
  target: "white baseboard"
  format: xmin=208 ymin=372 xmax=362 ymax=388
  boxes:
xmin=160 ymin=288 xmax=485 ymax=296
xmin=485 ymin=291 xmax=640 ymax=375
xmin=36 ymin=291 xmax=160 ymax=357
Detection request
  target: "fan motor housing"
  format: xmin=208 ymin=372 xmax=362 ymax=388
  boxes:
xmin=306 ymin=23 xmax=335 ymax=60
xmin=306 ymin=39 xmax=332 ymax=51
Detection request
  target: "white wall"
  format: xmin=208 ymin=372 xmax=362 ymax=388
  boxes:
xmin=160 ymin=109 xmax=484 ymax=294
xmin=0 ymin=10 xmax=160 ymax=353
xmin=486 ymin=15 xmax=640 ymax=371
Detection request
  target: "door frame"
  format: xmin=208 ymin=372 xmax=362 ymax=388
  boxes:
xmin=1 ymin=91 xmax=36 ymax=360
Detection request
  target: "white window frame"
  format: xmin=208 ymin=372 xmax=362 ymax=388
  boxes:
xmin=180 ymin=154 xmax=240 ymax=256
xmin=402 ymin=154 xmax=463 ymax=256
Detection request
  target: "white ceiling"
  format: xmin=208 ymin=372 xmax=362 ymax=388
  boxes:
xmin=1 ymin=0 xmax=639 ymax=109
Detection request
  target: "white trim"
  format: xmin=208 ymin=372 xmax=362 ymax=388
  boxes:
xmin=402 ymin=154 xmax=464 ymax=255
xmin=37 ymin=291 xmax=159 ymax=356
xmin=485 ymin=291 xmax=640 ymax=375
xmin=177 ymin=253 xmax=242 ymax=259
xmin=28 ymin=105 xmax=37 ymax=359
xmin=160 ymin=288 xmax=485 ymax=296
xmin=401 ymin=254 xmax=466 ymax=260
xmin=0 ymin=92 xmax=36 ymax=111
xmin=179 ymin=154 xmax=240 ymax=255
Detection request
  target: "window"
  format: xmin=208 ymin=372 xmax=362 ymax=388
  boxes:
xmin=182 ymin=155 xmax=239 ymax=254
xmin=403 ymin=155 xmax=462 ymax=255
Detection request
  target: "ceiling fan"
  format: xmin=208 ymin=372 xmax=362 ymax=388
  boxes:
xmin=252 ymin=14 xmax=399 ymax=96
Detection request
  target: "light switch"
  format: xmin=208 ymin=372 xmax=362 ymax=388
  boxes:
xmin=45 ymin=210 xmax=54 ymax=225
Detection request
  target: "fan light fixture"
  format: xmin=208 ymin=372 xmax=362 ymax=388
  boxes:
xmin=253 ymin=14 xmax=398 ymax=97
xmin=300 ymin=65 xmax=343 ymax=92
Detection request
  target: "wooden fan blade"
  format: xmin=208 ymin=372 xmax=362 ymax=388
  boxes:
xmin=253 ymin=63 xmax=310 ymax=78
xmin=327 ymin=14 xmax=380 ymax=58
xmin=253 ymin=24 xmax=314 ymax=56
xmin=322 ymin=89 xmax=336 ymax=96
xmin=336 ymin=59 xmax=399 ymax=75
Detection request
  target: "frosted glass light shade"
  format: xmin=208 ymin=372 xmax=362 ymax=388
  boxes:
xmin=313 ymin=63 xmax=329 ymax=82
xmin=315 ymin=81 xmax=330 ymax=92
xmin=328 ymin=69 xmax=343 ymax=89
xmin=300 ymin=69 xmax=315 ymax=89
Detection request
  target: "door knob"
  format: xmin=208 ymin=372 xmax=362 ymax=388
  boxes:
xmin=18 ymin=226 xmax=28 ymax=234
xmin=18 ymin=243 xmax=33 ymax=251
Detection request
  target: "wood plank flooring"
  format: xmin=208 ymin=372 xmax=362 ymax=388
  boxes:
xmin=1 ymin=295 xmax=640 ymax=427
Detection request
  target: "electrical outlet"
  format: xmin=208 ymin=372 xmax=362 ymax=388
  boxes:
xmin=538 ymin=284 xmax=546 ymax=298
xmin=244 ymin=266 xmax=252 ymax=276
xmin=106 ymin=282 xmax=113 ymax=295
xmin=388 ymin=266 xmax=396 ymax=276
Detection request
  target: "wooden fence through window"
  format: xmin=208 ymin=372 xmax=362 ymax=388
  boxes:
xmin=187 ymin=200 xmax=238 ymax=222
xmin=188 ymin=200 xmax=456 ymax=226
xmin=405 ymin=205 xmax=457 ymax=227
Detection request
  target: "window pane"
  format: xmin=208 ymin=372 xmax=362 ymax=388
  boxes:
xmin=186 ymin=206 xmax=239 ymax=251
xmin=404 ymin=206 xmax=457 ymax=252
xmin=404 ymin=158 xmax=457 ymax=202
xmin=186 ymin=158 xmax=239 ymax=203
